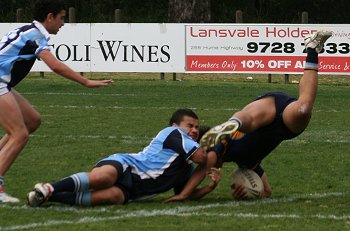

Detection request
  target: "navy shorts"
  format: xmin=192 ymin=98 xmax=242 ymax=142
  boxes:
xmin=224 ymin=91 xmax=301 ymax=168
xmin=95 ymin=160 xmax=133 ymax=204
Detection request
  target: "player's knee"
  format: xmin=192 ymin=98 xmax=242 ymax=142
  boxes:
xmin=12 ymin=128 xmax=29 ymax=146
xmin=28 ymin=115 xmax=41 ymax=133
xmin=107 ymin=187 xmax=125 ymax=204
xmin=296 ymin=103 xmax=313 ymax=120
xmin=89 ymin=168 xmax=117 ymax=188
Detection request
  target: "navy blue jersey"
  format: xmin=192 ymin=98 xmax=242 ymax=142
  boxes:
xmin=0 ymin=21 xmax=50 ymax=88
xmin=97 ymin=126 xmax=200 ymax=201
xmin=223 ymin=92 xmax=301 ymax=168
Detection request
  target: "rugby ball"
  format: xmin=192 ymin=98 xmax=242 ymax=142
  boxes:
xmin=231 ymin=168 xmax=263 ymax=199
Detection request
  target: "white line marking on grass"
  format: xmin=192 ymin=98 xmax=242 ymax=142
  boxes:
xmin=0 ymin=192 xmax=348 ymax=230
xmin=29 ymin=134 xmax=152 ymax=144
xmin=1 ymin=208 xmax=350 ymax=230
xmin=22 ymin=92 xmax=137 ymax=96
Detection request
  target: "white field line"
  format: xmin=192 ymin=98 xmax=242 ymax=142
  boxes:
xmin=28 ymin=133 xmax=350 ymax=144
xmin=22 ymin=92 xmax=137 ymax=96
xmin=21 ymin=91 xmax=350 ymax=112
xmin=0 ymin=192 xmax=348 ymax=230
xmin=35 ymin=104 xmax=240 ymax=111
xmin=33 ymin=104 xmax=350 ymax=113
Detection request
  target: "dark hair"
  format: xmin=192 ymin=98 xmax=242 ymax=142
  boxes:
xmin=33 ymin=0 xmax=66 ymax=22
xmin=198 ymin=125 xmax=211 ymax=142
xmin=169 ymin=109 xmax=198 ymax=125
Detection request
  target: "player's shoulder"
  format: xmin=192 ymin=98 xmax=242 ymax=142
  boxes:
xmin=157 ymin=126 xmax=190 ymax=141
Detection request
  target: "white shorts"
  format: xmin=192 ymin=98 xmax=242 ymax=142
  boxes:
xmin=0 ymin=82 xmax=9 ymax=96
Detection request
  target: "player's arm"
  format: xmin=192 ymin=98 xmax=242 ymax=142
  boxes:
xmin=163 ymin=150 xmax=218 ymax=203
xmin=186 ymin=166 xmax=221 ymax=200
xmin=39 ymin=50 xmax=112 ymax=87
xmin=260 ymin=172 xmax=272 ymax=197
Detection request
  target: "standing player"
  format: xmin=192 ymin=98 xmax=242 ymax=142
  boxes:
xmin=0 ymin=0 xmax=112 ymax=203
xmin=165 ymin=30 xmax=333 ymax=201
xmin=27 ymin=109 xmax=219 ymax=206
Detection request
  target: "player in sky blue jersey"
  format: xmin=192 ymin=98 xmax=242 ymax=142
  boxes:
xmin=0 ymin=0 xmax=112 ymax=203
xmin=165 ymin=30 xmax=333 ymax=202
xmin=27 ymin=109 xmax=220 ymax=206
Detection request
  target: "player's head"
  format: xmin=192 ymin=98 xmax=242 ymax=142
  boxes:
xmin=169 ymin=109 xmax=199 ymax=140
xmin=198 ymin=125 xmax=211 ymax=142
xmin=33 ymin=0 xmax=66 ymax=34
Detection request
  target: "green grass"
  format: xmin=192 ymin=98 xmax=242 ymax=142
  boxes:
xmin=1 ymin=74 xmax=350 ymax=231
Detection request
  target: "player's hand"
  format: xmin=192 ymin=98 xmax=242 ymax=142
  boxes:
xmin=162 ymin=194 xmax=186 ymax=203
xmin=85 ymin=79 xmax=113 ymax=88
xmin=231 ymin=183 xmax=249 ymax=200
xmin=207 ymin=167 xmax=221 ymax=188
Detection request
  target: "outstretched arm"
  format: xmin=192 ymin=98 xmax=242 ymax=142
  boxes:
xmin=186 ymin=167 xmax=221 ymax=200
xmin=163 ymin=150 xmax=218 ymax=203
xmin=39 ymin=50 xmax=113 ymax=87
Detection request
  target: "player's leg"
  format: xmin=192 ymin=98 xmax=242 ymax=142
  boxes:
xmin=283 ymin=30 xmax=333 ymax=133
xmin=0 ymin=91 xmax=30 ymax=203
xmin=0 ymin=93 xmax=30 ymax=175
xmin=200 ymin=94 xmax=277 ymax=149
xmin=12 ymin=89 xmax=41 ymax=133
xmin=0 ymin=90 xmax=40 ymax=150
xmin=46 ymin=186 xmax=125 ymax=205
xmin=0 ymin=135 xmax=9 ymax=151
xmin=90 ymin=186 xmax=125 ymax=205
xmin=231 ymin=96 xmax=276 ymax=132
xmin=27 ymin=165 xmax=119 ymax=206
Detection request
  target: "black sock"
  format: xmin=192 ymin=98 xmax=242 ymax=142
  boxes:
xmin=51 ymin=177 xmax=75 ymax=193
xmin=305 ymin=48 xmax=318 ymax=70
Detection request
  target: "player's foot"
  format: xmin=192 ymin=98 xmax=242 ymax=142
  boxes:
xmin=304 ymin=30 xmax=333 ymax=53
xmin=27 ymin=183 xmax=53 ymax=207
xmin=200 ymin=120 xmax=240 ymax=150
xmin=0 ymin=192 xmax=20 ymax=203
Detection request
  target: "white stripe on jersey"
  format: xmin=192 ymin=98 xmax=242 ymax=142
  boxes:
xmin=131 ymin=153 xmax=179 ymax=180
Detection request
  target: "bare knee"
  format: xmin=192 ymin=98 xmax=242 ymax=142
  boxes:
xmin=11 ymin=128 xmax=29 ymax=146
xmin=284 ymin=102 xmax=313 ymax=133
xmin=91 ymin=187 xmax=126 ymax=205
xmin=106 ymin=187 xmax=125 ymax=204
xmin=27 ymin=113 xmax=41 ymax=134
xmin=295 ymin=102 xmax=313 ymax=120
xmin=89 ymin=166 xmax=118 ymax=189
xmin=29 ymin=116 xmax=41 ymax=133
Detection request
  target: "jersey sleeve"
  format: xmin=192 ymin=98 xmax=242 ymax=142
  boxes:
xmin=34 ymin=37 xmax=50 ymax=56
xmin=163 ymin=129 xmax=200 ymax=160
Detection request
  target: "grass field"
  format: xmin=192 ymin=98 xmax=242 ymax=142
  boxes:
xmin=0 ymin=73 xmax=350 ymax=231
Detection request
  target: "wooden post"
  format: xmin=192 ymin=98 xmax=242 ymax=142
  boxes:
xmin=235 ymin=10 xmax=243 ymax=23
xmin=301 ymin=11 xmax=308 ymax=24
xmin=114 ymin=9 xmax=121 ymax=23
xmin=284 ymin=74 xmax=289 ymax=84
xmin=69 ymin=7 xmax=76 ymax=23
xmin=16 ymin=8 xmax=24 ymax=23
xmin=172 ymin=73 xmax=177 ymax=81
xmin=160 ymin=73 xmax=165 ymax=80
xmin=268 ymin=74 xmax=272 ymax=83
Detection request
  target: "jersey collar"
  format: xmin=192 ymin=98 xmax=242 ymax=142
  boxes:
xmin=33 ymin=20 xmax=51 ymax=41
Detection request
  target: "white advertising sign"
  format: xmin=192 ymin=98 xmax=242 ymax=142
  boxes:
xmin=186 ymin=24 xmax=350 ymax=74
xmin=90 ymin=23 xmax=185 ymax=72
xmin=1 ymin=23 xmax=349 ymax=74
xmin=0 ymin=23 xmax=185 ymax=73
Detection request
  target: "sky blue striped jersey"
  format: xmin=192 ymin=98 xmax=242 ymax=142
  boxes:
xmin=99 ymin=126 xmax=200 ymax=180
xmin=0 ymin=21 xmax=50 ymax=87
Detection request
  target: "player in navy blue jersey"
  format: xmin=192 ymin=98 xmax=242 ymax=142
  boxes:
xmin=0 ymin=0 xmax=112 ymax=203
xmin=27 ymin=109 xmax=220 ymax=206
xmin=165 ymin=30 xmax=333 ymax=202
